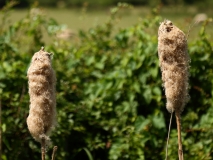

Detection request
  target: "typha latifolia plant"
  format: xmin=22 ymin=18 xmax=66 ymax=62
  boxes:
xmin=158 ymin=20 xmax=190 ymax=160
xmin=27 ymin=47 xmax=58 ymax=160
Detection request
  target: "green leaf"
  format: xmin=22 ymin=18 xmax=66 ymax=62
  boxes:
xmin=152 ymin=113 xmax=165 ymax=129
xmin=2 ymin=123 xmax=6 ymax=132
xmin=143 ymin=88 xmax=152 ymax=104
xmin=83 ymin=148 xmax=94 ymax=160
xmin=135 ymin=116 xmax=150 ymax=132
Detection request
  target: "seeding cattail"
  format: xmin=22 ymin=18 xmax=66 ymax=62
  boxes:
xmin=158 ymin=20 xmax=190 ymax=160
xmin=27 ymin=47 xmax=57 ymax=143
xmin=158 ymin=20 xmax=190 ymax=114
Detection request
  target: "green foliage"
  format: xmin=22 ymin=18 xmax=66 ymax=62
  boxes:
xmin=1 ymin=2 xmax=213 ymax=160
xmin=6 ymin=0 xmax=213 ymax=8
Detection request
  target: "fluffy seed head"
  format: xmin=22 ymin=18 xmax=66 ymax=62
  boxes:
xmin=158 ymin=20 xmax=190 ymax=113
xmin=27 ymin=47 xmax=57 ymax=142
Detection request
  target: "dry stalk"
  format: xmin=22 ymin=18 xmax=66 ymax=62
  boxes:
xmin=41 ymin=137 xmax=46 ymax=160
xmin=165 ymin=111 xmax=173 ymax=160
xmin=0 ymin=98 xmax=1 ymax=160
xmin=158 ymin=20 xmax=190 ymax=160
xmin=176 ymin=113 xmax=184 ymax=160
xmin=51 ymin=146 xmax=58 ymax=160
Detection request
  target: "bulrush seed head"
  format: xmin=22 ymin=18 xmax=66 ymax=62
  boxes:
xmin=27 ymin=47 xmax=57 ymax=143
xmin=158 ymin=20 xmax=190 ymax=113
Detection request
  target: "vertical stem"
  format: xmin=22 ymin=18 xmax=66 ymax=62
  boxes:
xmin=41 ymin=137 xmax=46 ymax=160
xmin=51 ymin=146 xmax=58 ymax=160
xmin=0 ymin=98 xmax=1 ymax=160
xmin=175 ymin=112 xmax=184 ymax=160
xmin=165 ymin=112 xmax=173 ymax=160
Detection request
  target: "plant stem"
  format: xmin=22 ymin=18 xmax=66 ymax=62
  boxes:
xmin=165 ymin=112 xmax=173 ymax=160
xmin=175 ymin=112 xmax=184 ymax=160
xmin=51 ymin=146 xmax=58 ymax=160
xmin=0 ymin=98 xmax=1 ymax=160
xmin=41 ymin=137 xmax=46 ymax=160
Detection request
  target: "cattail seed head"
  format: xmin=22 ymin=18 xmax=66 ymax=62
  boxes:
xmin=27 ymin=47 xmax=57 ymax=142
xmin=158 ymin=20 xmax=190 ymax=113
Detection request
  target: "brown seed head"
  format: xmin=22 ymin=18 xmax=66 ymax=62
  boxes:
xmin=158 ymin=20 xmax=190 ymax=113
xmin=27 ymin=47 xmax=57 ymax=142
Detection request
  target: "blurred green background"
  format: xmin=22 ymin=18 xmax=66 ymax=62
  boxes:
xmin=1 ymin=0 xmax=213 ymax=8
xmin=0 ymin=0 xmax=213 ymax=160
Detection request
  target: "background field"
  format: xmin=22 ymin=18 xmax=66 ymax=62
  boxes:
xmin=3 ymin=5 xmax=213 ymax=42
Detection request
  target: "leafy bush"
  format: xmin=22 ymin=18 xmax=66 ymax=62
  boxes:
xmin=0 ymin=2 xmax=213 ymax=160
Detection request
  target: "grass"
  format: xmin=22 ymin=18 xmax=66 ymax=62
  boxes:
xmin=1 ymin=5 xmax=213 ymax=42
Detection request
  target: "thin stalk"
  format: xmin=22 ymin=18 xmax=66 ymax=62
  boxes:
xmin=41 ymin=137 xmax=46 ymax=160
xmin=51 ymin=146 xmax=58 ymax=160
xmin=165 ymin=112 xmax=173 ymax=160
xmin=0 ymin=98 xmax=1 ymax=160
xmin=175 ymin=113 xmax=184 ymax=160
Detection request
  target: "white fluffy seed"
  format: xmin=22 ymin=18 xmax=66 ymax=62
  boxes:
xmin=158 ymin=20 xmax=190 ymax=113
xmin=27 ymin=47 xmax=57 ymax=142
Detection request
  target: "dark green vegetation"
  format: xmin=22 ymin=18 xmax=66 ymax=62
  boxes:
xmin=1 ymin=2 xmax=213 ymax=160
xmin=1 ymin=0 xmax=213 ymax=8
